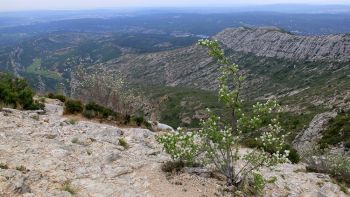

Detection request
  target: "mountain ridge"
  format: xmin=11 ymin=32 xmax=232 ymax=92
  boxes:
xmin=95 ymin=27 xmax=350 ymax=97
xmin=215 ymin=26 xmax=350 ymax=61
xmin=78 ymin=26 xmax=349 ymax=128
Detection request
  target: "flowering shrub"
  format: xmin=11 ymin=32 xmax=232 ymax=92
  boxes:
xmin=157 ymin=39 xmax=290 ymax=193
xmin=156 ymin=128 xmax=199 ymax=164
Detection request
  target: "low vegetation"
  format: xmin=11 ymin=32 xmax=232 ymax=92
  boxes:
xmin=118 ymin=138 xmax=129 ymax=149
xmin=71 ymin=137 xmax=79 ymax=144
xmin=306 ymin=152 xmax=350 ymax=186
xmin=0 ymin=73 xmax=44 ymax=110
xmin=47 ymin=93 xmax=66 ymax=102
xmin=26 ymin=58 xmax=62 ymax=80
xmin=16 ymin=165 xmax=28 ymax=172
xmin=84 ymin=101 xmax=116 ymax=119
xmin=71 ymin=67 xmax=145 ymax=119
xmin=138 ymin=86 xmax=226 ymax=129
xmin=61 ymin=181 xmax=76 ymax=195
xmin=319 ymin=110 xmax=350 ymax=150
xmin=0 ymin=163 xmax=9 ymax=169
xmin=243 ymin=139 xmax=300 ymax=163
xmin=64 ymin=99 xmax=83 ymax=114
xmin=63 ymin=98 xmax=150 ymax=128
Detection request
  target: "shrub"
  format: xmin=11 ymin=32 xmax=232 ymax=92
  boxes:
xmin=16 ymin=165 xmax=28 ymax=172
xmin=156 ymin=128 xmax=199 ymax=164
xmin=132 ymin=116 xmax=144 ymax=126
xmin=0 ymin=163 xmax=8 ymax=169
xmin=243 ymin=172 xmax=266 ymax=195
xmin=123 ymin=114 xmax=131 ymax=125
xmin=243 ymin=140 xmax=300 ymax=163
xmin=85 ymin=102 xmax=103 ymax=112
xmin=64 ymin=99 xmax=83 ymax=114
xmin=26 ymin=101 xmax=45 ymax=110
xmin=72 ymin=67 xmax=144 ymax=118
xmin=66 ymin=119 xmax=76 ymax=125
xmin=0 ymin=73 xmax=42 ymax=110
xmin=161 ymin=160 xmax=185 ymax=173
xmin=132 ymin=115 xmax=149 ymax=127
xmin=84 ymin=102 xmax=115 ymax=119
xmin=319 ymin=111 xmax=350 ymax=150
xmin=282 ymin=145 xmax=300 ymax=164
xmin=47 ymin=93 xmax=66 ymax=102
xmin=305 ymin=153 xmax=350 ymax=185
xmin=56 ymin=95 xmax=66 ymax=102
xmin=118 ymin=138 xmax=129 ymax=149
xmin=39 ymin=97 xmax=46 ymax=103
xmin=143 ymin=120 xmax=153 ymax=130
xmin=82 ymin=110 xmax=96 ymax=119
xmin=61 ymin=181 xmax=76 ymax=195
xmin=71 ymin=137 xmax=79 ymax=144
xmin=64 ymin=99 xmax=134 ymax=125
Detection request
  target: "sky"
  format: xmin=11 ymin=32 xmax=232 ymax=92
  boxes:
xmin=1 ymin=0 xmax=350 ymax=11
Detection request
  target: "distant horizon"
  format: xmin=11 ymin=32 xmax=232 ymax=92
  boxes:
xmin=1 ymin=1 xmax=350 ymax=12
xmin=1 ymin=4 xmax=350 ymax=13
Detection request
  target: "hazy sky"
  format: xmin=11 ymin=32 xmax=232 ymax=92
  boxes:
xmin=1 ymin=0 xmax=350 ymax=11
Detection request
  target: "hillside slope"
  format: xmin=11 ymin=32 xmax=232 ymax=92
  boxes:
xmin=94 ymin=27 xmax=350 ymax=105
xmin=215 ymin=27 xmax=350 ymax=61
xmin=65 ymin=27 xmax=350 ymax=129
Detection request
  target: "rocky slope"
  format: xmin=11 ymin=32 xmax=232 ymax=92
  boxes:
xmin=101 ymin=26 xmax=350 ymax=87
xmin=0 ymin=99 xmax=349 ymax=196
xmin=293 ymin=111 xmax=338 ymax=155
xmin=94 ymin=27 xmax=350 ymax=104
xmin=66 ymin=26 xmax=350 ymax=143
xmin=99 ymin=45 xmax=219 ymax=90
xmin=215 ymin=27 xmax=350 ymax=61
xmin=0 ymin=100 xmax=219 ymax=197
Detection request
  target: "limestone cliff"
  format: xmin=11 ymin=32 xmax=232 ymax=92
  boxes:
xmin=215 ymin=27 xmax=350 ymax=61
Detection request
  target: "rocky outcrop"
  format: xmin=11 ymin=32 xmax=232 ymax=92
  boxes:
xmin=293 ymin=111 xmax=337 ymax=154
xmin=0 ymin=101 xmax=221 ymax=196
xmin=215 ymin=27 xmax=350 ymax=61
xmin=149 ymin=121 xmax=175 ymax=132
xmin=0 ymin=101 xmax=348 ymax=196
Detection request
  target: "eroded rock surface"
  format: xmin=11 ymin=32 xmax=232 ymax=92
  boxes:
xmin=215 ymin=27 xmax=350 ymax=61
xmin=0 ymin=101 xmax=348 ymax=196
xmin=293 ymin=111 xmax=337 ymax=154
xmin=0 ymin=101 xmax=219 ymax=197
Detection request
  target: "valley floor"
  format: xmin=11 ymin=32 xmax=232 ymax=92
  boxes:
xmin=0 ymin=99 xmax=348 ymax=196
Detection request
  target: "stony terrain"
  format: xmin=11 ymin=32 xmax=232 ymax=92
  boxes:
xmin=0 ymin=99 xmax=349 ymax=196
xmin=0 ymin=100 xmax=220 ymax=197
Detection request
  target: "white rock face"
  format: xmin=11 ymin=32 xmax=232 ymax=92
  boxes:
xmin=0 ymin=102 xmax=348 ymax=196
xmin=149 ymin=121 xmax=175 ymax=132
xmin=293 ymin=111 xmax=337 ymax=154
xmin=215 ymin=27 xmax=350 ymax=61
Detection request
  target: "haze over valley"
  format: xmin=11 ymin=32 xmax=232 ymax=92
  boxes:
xmin=0 ymin=1 xmax=349 ymax=196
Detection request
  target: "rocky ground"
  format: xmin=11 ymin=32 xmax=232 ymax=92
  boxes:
xmin=0 ymin=99 xmax=349 ymax=197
